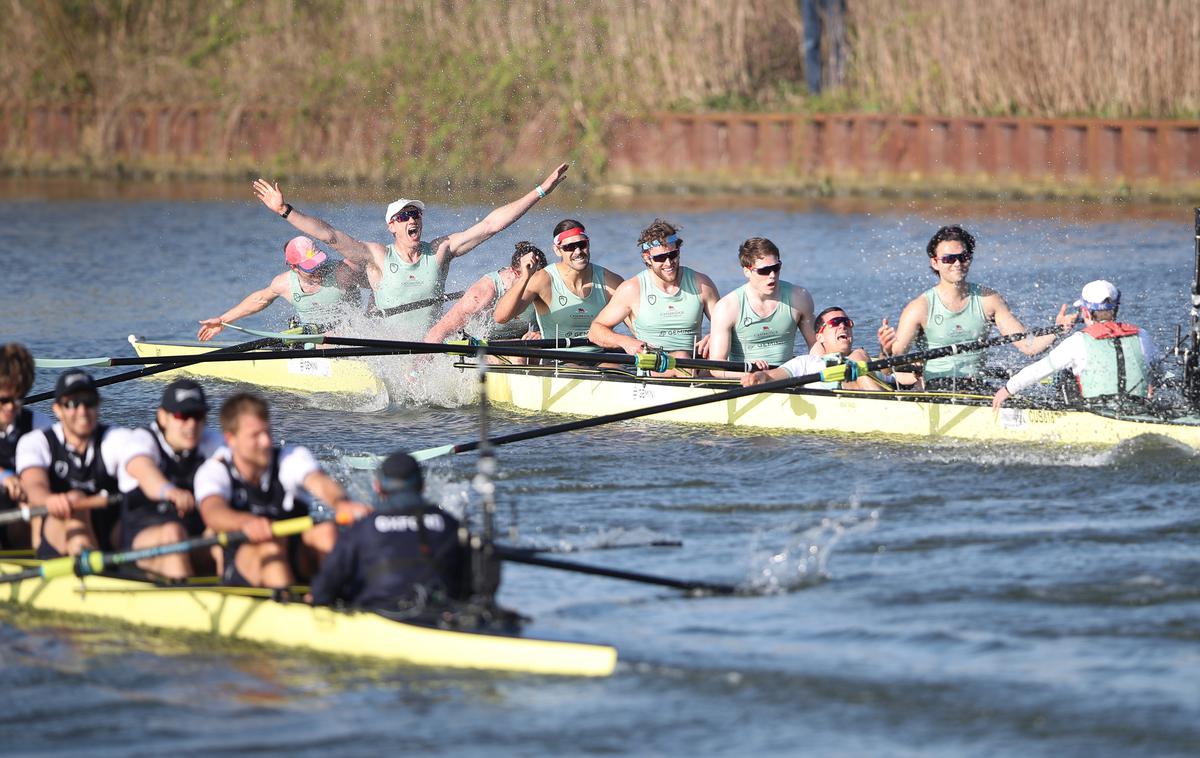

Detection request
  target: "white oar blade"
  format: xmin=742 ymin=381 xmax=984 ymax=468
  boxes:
xmin=34 ymin=357 xmax=114 ymax=368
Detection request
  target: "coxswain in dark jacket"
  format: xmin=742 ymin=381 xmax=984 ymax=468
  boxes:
xmin=310 ymin=452 xmax=470 ymax=610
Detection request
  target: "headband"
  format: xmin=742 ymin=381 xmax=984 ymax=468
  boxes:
xmin=640 ymin=233 xmax=680 ymax=251
xmin=554 ymin=227 xmax=587 ymax=245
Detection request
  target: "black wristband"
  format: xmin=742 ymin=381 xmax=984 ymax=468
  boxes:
xmin=280 ymin=203 xmax=293 ymax=219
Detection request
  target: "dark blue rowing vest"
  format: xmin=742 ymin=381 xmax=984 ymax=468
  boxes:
xmin=224 ymin=448 xmax=310 ymax=519
xmin=0 ymin=408 xmax=34 ymax=511
xmin=41 ymin=424 xmax=120 ymax=552
xmin=121 ymin=424 xmax=207 ymax=543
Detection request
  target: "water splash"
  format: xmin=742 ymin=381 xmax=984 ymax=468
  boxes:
xmin=746 ymin=500 xmax=880 ymax=594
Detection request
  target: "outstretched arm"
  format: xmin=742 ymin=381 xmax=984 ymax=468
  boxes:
xmin=253 ymin=179 xmax=374 ymax=264
xmin=991 ymin=295 xmax=1076 ymax=356
xmin=197 ymin=274 xmax=289 ymax=341
xmin=424 ymin=276 xmax=498 ymax=343
xmin=440 ymin=163 xmax=569 ymax=260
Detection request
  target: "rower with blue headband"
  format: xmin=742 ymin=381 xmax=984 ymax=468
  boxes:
xmin=588 ymin=218 xmax=722 ymax=376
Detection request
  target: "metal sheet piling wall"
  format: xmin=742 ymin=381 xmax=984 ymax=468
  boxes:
xmin=2 ymin=101 xmax=1198 ymax=195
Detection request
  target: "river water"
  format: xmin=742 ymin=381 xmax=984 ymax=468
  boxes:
xmin=1 ymin=181 xmax=1197 ymax=756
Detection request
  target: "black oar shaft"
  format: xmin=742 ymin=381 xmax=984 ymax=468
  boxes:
xmin=25 ymin=337 xmax=279 ymax=404
xmin=496 ymin=546 xmax=737 ymax=594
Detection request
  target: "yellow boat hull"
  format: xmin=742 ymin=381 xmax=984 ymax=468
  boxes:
xmin=0 ymin=562 xmax=617 ymax=677
xmin=482 ymin=366 xmax=1200 ymax=448
xmin=129 ymin=336 xmax=387 ymax=399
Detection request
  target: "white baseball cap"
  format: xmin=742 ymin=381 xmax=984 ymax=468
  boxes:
xmin=1074 ymin=280 xmax=1120 ymax=310
xmin=384 ymin=198 xmax=426 ymax=223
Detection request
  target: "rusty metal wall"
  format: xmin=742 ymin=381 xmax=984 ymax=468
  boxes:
xmin=3 ymin=101 xmax=1199 ymax=193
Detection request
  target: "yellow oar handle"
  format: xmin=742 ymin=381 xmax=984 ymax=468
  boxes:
xmin=818 ymin=361 xmax=867 ymax=384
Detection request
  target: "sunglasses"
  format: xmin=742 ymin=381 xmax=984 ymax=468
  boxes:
xmin=937 ymin=252 xmax=972 ymax=265
xmin=561 ymin=240 xmax=589 ymax=252
xmin=752 ymin=262 xmax=782 ymax=276
xmin=818 ymin=316 xmax=854 ymax=331
xmin=171 ymin=411 xmax=205 ymax=422
xmin=61 ymin=395 xmax=99 ymax=410
xmin=0 ymin=395 xmax=17 ymax=406
xmin=647 ymin=249 xmax=680 ymax=264
xmin=391 ymin=208 xmax=422 ymax=223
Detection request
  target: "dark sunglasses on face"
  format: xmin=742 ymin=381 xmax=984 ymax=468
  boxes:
xmin=648 ymin=249 xmax=680 ymax=264
xmin=61 ymin=395 xmax=99 ymax=410
xmin=819 ymin=316 xmax=854 ymax=331
xmin=391 ymin=209 xmax=422 ymax=223
xmin=752 ymin=262 xmax=782 ymax=276
xmin=937 ymin=252 xmax=972 ymax=265
xmin=561 ymin=241 xmax=589 ymax=252
xmin=0 ymin=395 xmax=17 ymax=406
xmin=172 ymin=411 xmax=205 ymax=422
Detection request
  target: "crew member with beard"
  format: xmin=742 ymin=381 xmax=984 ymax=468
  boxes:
xmin=253 ymin=164 xmax=569 ymax=333
xmin=740 ymin=307 xmax=893 ymax=391
xmin=588 ymin=219 xmax=721 ymax=375
xmin=494 ymin=219 xmax=625 ymax=353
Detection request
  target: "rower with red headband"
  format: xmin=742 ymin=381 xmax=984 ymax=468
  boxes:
xmin=588 ymin=218 xmax=721 ymax=375
xmin=494 ymin=219 xmax=624 ymax=352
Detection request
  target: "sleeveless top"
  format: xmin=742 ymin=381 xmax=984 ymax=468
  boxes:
xmin=43 ymin=425 xmax=120 ymax=551
xmin=375 ymin=242 xmax=445 ymax=328
xmin=0 ymin=408 xmax=35 ymax=475
xmin=920 ymin=284 xmax=990 ymax=379
xmin=289 ymin=268 xmax=360 ymax=327
xmin=1078 ymin=322 xmax=1149 ymax=398
xmin=632 ymin=267 xmax=705 ymax=352
xmin=486 ymin=270 xmax=538 ymax=340
xmin=536 ymin=264 xmax=611 ymax=352
xmin=728 ymin=282 xmax=798 ymax=364
xmin=223 ymin=447 xmax=310 ymax=520
xmin=122 ymin=424 xmax=207 ymax=524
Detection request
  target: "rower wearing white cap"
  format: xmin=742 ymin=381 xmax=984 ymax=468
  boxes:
xmin=197 ymin=235 xmax=363 ymax=340
xmin=252 ymin=163 xmax=569 ymax=333
xmin=992 ymin=280 xmax=1159 ymax=411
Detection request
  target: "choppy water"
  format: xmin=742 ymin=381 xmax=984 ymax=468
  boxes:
xmin=1 ymin=182 xmax=1198 ymax=756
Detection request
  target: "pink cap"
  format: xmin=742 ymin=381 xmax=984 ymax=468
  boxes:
xmin=284 ymin=236 xmax=328 ymax=272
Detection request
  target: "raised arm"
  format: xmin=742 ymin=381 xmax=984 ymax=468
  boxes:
xmin=494 ymin=263 xmax=546 ymax=324
xmin=253 ymin=179 xmax=374 ymax=264
xmin=196 ymin=274 xmax=288 ymax=341
xmin=423 ymin=275 xmax=498 ymax=343
xmin=588 ymin=280 xmax=644 ymax=355
xmin=440 ymin=163 xmax=569 ymax=260
xmin=886 ymin=296 xmax=928 ymax=357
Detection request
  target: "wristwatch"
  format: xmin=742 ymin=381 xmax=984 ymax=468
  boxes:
xmin=280 ymin=203 xmax=293 ymax=218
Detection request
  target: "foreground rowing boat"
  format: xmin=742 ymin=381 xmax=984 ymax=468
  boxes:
xmin=0 ymin=560 xmax=617 ymax=676
xmin=128 ymin=335 xmax=387 ymax=399
xmin=478 ymin=364 xmax=1200 ymax=448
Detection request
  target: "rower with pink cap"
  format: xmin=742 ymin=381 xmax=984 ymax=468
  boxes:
xmin=197 ymin=235 xmax=364 ymax=340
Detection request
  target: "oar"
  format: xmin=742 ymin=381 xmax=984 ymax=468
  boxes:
xmin=447 ymin=336 xmax=598 ymax=350
xmin=0 ymin=491 xmax=121 ymax=526
xmin=373 ymin=289 xmax=466 ymax=318
xmin=25 ymin=336 xmax=280 ymax=404
xmin=215 ymin=329 xmax=777 ymax=374
xmin=0 ymin=513 xmax=327 ymax=585
xmin=495 ymin=546 xmax=739 ymax=594
xmin=501 ymin=539 xmax=683 ymax=554
xmin=403 ymin=325 xmax=1066 ymax=461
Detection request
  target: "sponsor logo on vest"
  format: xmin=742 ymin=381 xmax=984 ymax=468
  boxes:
xmin=375 ymin=513 xmax=446 ymax=532
xmin=53 ymin=460 xmax=69 ymax=478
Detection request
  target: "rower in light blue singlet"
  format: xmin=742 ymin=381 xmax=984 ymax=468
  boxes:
xmin=536 ymin=264 xmax=611 ymax=352
xmin=727 ymin=282 xmax=797 ymax=364
xmin=485 ymin=270 xmax=539 ymax=340
xmin=919 ymin=283 xmax=990 ymax=379
xmin=374 ymin=242 xmax=445 ymax=329
xmin=288 ymin=268 xmax=360 ymax=327
xmin=632 ymin=267 xmax=705 ymax=352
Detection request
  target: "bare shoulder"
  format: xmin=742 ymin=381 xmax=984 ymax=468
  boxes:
xmin=900 ymin=293 xmax=930 ymax=322
xmin=268 ymin=271 xmax=292 ymax=294
xmin=788 ymin=283 xmax=815 ymax=311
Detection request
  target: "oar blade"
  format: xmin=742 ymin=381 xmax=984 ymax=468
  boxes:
xmin=34 ymin=357 xmax=114 ymax=369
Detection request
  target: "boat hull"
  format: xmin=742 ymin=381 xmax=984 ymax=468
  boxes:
xmin=129 ymin=336 xmax=387 ymax=399
xmin=482 ymin=367 xmax=1200 ymax=448
xmin=0 ymin=562 xmax=617 ymax=677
